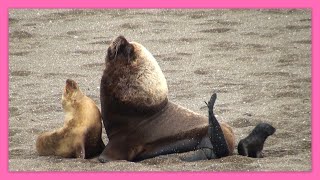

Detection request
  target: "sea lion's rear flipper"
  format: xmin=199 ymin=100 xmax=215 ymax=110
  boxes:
xmin=205 ymin=93 xmax=229 ymax=158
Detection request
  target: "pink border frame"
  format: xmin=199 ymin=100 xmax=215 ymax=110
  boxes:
xmin=1 ymin=0 xmax=319 ymax=179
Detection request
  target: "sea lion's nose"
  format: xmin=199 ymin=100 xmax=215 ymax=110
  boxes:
xmin=115 ymin=35 xmax=127 ymax=41
xmin=113 ymin=35 xmax=129 ymax=47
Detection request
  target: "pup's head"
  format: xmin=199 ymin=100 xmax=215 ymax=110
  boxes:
xmin=62 ymin=79 xmax=83 ymax=111
xmin=253 ymin=123 xmax=276 ymax=136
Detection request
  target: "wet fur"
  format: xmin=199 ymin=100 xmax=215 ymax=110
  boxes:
xmin=36 ymin=79 xmax=105 ymax=158
xmin=206 ymin=93 xmax=230 ymax=158
xmin=238 ymin=123 xmax=275 ymax=158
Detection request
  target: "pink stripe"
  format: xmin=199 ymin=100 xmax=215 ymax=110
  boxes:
xmin=1 ymin=0 xmax=319 ymax=180
xmin=311 ymin=0 xmax=320 ymax=174
xmin=1 ymin=0 xmax=315 ymax=8
xmin=0 ymin=3 xmax=8 ymax=175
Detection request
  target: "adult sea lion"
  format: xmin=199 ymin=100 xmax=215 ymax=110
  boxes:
xmin=238 ymin=123 xmax=275 ymax=158
xmin=36 ymin=79 xmax=105 ymax=158
xmin=99 ymin=36 xmax=235 ymax=162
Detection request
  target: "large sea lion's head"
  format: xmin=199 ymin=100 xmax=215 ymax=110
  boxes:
xmin=62 ymin=79 xmax=84 ymax=112
xmin=103 ymin=36 xmax=168 ymax=109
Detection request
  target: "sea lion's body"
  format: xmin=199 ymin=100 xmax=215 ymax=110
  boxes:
xmin=99 ymin=36 xmax=235 ymax=162
xmin=36 ymin=79 xmax=105 ymax=158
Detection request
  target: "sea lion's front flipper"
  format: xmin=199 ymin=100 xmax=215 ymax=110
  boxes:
xmin=98 ymin=136 xmax=129 ymax=163
xmin=75 ymin=142 xmax=86 ymax=159
xmin=98 ymin=148 xmax=113 ymax=163
xmin=205 ymin=93 xmax=229 ymax=158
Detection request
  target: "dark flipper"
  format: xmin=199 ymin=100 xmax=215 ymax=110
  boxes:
xmin=205 ymin=93 xmax=229 ymax=158
xmin=180 ymin=148 xmax=213 ymax=162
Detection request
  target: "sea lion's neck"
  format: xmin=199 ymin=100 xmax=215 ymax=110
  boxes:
xmin=105 ymin=98 xmax=169 ymax=138
xmin=106 ymin=95 xmax=169 ymax=116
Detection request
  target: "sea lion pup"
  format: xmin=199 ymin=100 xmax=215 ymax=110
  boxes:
xmin=99 ymin=35 xmax=235 ymax=162
xmin=238 ymin=123 xmax=275 ymax=158
xmin=36 ymin=79 xmax=105 ymax=158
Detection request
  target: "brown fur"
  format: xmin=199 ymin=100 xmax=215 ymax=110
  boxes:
xmin=103 ymin=41 xmax=168 ymax=110
xmin=220 ymin=122 xmax=236 ymax=154
xmin=36 ymin=79 xmax=105 ymax=158
xmin=99 ymin=36 xmax=235 ymax=162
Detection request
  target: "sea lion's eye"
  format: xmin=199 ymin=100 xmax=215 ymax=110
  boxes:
xmin=126 ymin=45 xmax=135 ymax=61
xmin=107 ymin=47 xmax=114 ymax=60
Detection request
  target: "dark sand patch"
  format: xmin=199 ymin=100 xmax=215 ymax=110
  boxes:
xmin=200 ymin=28 xmax=232 ymax=33
xmin=10 ymin=31 xmax=33 ymax=39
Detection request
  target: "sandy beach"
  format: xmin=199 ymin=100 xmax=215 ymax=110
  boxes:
xmin=9 ymin=9 xmax=311 ymax=171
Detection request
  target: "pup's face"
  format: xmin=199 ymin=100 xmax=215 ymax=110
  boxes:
xmin=254 ymin=123 xmax=276 ymax=136
xmin=106 ymin=35 xmax=135 ymax=63
xmin=62 ymin=79 xmax=81 ymax=111
xmin=264 ymin=124 xmax=276 ymax=136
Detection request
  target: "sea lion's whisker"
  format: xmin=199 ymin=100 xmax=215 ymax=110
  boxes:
xmin=127 ymin=54 xmax=130 ymax=63
xmin=113 ymin=41 xmax=119 ymax=61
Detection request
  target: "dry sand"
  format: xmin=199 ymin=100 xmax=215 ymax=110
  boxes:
xmin=9 ymin=9 xmax=311 ymax=171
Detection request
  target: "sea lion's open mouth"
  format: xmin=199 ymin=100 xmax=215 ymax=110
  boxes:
xmin=107 ymin=35 xmax=134 ymax=63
